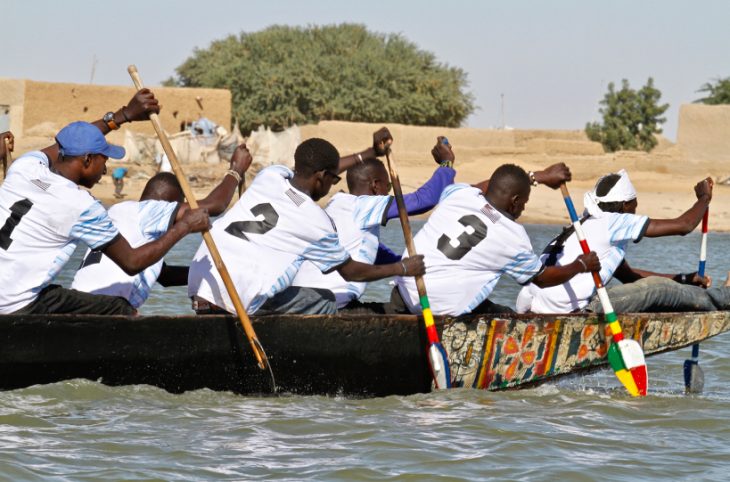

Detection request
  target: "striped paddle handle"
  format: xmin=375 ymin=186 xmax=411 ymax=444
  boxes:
xmin=691 ymin=208 xmax=709 ymax=360
xmin=560 ymin=184 xmax=646 ymax=396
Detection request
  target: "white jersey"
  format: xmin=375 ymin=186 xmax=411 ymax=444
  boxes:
xmin=516 ymin=211 xmax=649 ymax=313
xmin=395 ymin=184 xmax=543 ymax=316
xmin=71 ymin=200 xmax=179 ymax=308
xmin=0 ymin=151 xmax=119 ymax=313
xmin=291 ymin=191 xmax=392 ymax=308
xmin=188 ymin=165 xmax=350 ymax=314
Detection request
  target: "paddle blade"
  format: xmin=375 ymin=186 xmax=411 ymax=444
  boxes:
xmin=607 ymin=341 xmax=646 ymax=397
xmin=683 ymin=359 xmax=705 ymax=394
xmin=428 ymin=343 xmax=452 ymax=390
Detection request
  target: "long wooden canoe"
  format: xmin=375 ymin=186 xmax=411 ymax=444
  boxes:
xmin=1 ymin=311 xmax=729 ymax=397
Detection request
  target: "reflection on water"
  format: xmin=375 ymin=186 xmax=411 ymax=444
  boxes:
xmin=9 ymin=222 xmax=730 ymax=480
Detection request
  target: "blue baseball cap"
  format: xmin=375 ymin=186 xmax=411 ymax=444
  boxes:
xmin=55 ymin=121 xmax=126 ymax=159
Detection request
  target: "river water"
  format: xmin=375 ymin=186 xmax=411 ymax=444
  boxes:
xmin=2 ymin=222 xmax=729 ymax=480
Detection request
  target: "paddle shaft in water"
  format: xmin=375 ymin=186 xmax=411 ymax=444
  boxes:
xmin=560 ymin=184 xmax=647 ymax=397
xmin=385 ymin=150 xmax=451 ymax=389
xmin=127 ymin=66 xmax=274 ymax=382
xmin=685 ymin=208 xmax=709 ymax=393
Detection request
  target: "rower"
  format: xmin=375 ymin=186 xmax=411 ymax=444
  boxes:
xmin=291 ymin=131 xmax=456 ymax=312
xmin=517 ymin=170 xmax=718 ymax=314
xmin=188 ymin=137 xmax=426 ymax=316
xmin=391 ymin=163 xmax=601 ymax=316
xmin=71 ymin=144 xmax=252 ymax=310
xmin=0 ymin=90 xmax=210 ymax=315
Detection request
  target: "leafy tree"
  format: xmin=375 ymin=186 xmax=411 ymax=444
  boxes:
xmin=585 ymin=78 xmax=668 ymax=152
xmin=695 ymin=77 xmax=730 ymax=105
xmin=166 ymin=24 xmax=475 ymax=133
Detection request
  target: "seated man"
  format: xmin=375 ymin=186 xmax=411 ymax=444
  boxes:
xmin=188 ymin=137 xmax=426 ymax=316
xmin=392 ymin=163 xmax=600 ymax=316
xmin=0 ymin=90 xmax=210 ymax=315
xmin=71 ymin=144 xmax=252 ymax=310
xmin=292 ymin=133 xmax=456 ymax=311
xmin=516 ymin=170 xmax=720 ymax=314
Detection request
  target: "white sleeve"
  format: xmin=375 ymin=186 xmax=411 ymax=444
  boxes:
xmin=68 ymin=201 xmax=120 ymax=250
xmin=608 ymin=213 xmax=650 ymax=244
xmin=302 ymin=232 xmax=351 ymax=274
xmin=139 ymin=200 xmax=180 ymax=238
xmin=353 ymin=195 xmax=392 ymax=229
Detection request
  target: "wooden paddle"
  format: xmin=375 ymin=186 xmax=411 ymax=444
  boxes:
xmin=384 ymin=150 xmax=451 ymax=389
xmin=127 ymin=66 xmax=274 ymax=387
xmin=684 ymin=208 xmax=708 ymax=393
xmin=2 ymin=137 xmax=11 ymax=178
xmin=560 ymin=184 xmax=648 ymax=396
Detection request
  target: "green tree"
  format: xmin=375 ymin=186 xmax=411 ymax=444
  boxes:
xmin=695 ymin=77 xmax=730 ymax=105
xmin=166 ymin=24 xmax=475 ymax=133
xmin=585 ymin=78 xmax=668 ymax=152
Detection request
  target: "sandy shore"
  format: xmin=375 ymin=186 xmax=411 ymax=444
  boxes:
xmin=8 ymin=120 xmax=728 ymax=232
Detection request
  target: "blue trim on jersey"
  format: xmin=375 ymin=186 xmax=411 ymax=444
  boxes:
xmin=68 ymin=201 xmax=119 ymax=249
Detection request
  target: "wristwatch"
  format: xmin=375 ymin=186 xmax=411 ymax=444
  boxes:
xmin=103 ymin=111 xmax=119 ymax=130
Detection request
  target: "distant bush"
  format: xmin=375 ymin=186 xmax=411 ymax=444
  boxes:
xmin=695 ymin=77 xmax=730 ymax=105
xmin=165 ymin=24 xmax=475 ymax=133
xmin=585 ymin=78 xmax=668 ymax=152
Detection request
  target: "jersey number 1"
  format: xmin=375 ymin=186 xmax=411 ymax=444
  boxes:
xmin=225 ymin=203 xmax=279 ymax=241
xmin=437 ymin=214 xmax=487 ymax=260
xmin=0 ymin=198 xmax=34 ymax=251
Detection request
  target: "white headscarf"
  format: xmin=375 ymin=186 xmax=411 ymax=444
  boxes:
xmin=583 ymin=169 xmax=637 ymax=217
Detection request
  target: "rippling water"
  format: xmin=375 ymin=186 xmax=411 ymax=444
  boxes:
xmin=2 ymin=223 xmax=730 ymax=480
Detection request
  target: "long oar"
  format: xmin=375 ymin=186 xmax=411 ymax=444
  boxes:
xmin=684 ymin=208 xmax=708 ymax=393
xmin=3 ymin=137 xmax=11 ymax=178
xmin=560 ymin=184 xmax=647 ymax=396
xmin=384 ymin=150 xmax=451 ymax=389
xmin=127 ymin=65 xmax=275 ymax=389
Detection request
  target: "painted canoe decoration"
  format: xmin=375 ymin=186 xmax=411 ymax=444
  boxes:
xmin=1 ymin=311 xmax=729 ymax=397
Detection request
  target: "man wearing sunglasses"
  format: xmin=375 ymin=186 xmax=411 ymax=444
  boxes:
xmin=188 ymin=135 xmax=426 ymax=316
xmin=292 ymin=132 xmax=456 ymax=312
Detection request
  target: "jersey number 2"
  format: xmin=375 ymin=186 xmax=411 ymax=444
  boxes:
xmin=225 ymin=203 xmax=279 ymax=241
xmin=0 ymin=198 xmax=34 ymax=251
xmin=437 ymin=214 xmax=487 ymax=260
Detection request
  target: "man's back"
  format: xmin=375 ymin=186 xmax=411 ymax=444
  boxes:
xmin=0 ymin=152 xmax=119 ymax=313
xmin=71 ymin=200 xmax=179 ymax=308
xmin=395 ymin=184 xmax=542 ymax=316
xmin=188 ymin=165 xmax=349 ymax=314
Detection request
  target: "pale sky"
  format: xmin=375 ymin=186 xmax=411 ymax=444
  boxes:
xmin=3 ymin=0 xmax=729 ymax=140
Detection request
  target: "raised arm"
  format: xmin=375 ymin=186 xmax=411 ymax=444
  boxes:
xmin=472 ymin=162 xmax=571 ymax=193
xmin=644 ymin=178 xmax=712 ymax=237
xmin=337 ymin=127 xmax=393 ymax=174
xmin=1 ymin=131 xmax=14 ymax=164
xmin=336 ymin=255 xmax=425 ymax=282
xmin=41 ymin=89 xmax=161 ymax=162
xmin=384 ymin=136 xmax=456 ymax=219
xmin=176 ymin=144 xmax=252 ymax=220
xmin=102 ymin=208 xmax=210 ymax=276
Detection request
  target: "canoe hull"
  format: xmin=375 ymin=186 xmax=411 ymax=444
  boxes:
xmin=1 ymin=311 xmax=729 ymax=397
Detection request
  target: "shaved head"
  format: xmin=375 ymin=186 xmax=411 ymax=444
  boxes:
xmin=485 ymin=164 xmax=531 ymax=219
xmin=140 ymin=172 xmax=184 ymax=203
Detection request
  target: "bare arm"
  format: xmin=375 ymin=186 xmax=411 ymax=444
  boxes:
xmin=102 ymin=208 xmax=209 ymax=276
xmin=41 ymin=89 xmax=161 ymax=161
xmin=176 ymin=144 xmax=252 ymax=220
xmin=472 ymin=163 xmax=571 ymax=193
xmin=645 ymin=178 xmax=712 ymax=237
xmin=336 ymin=127 xmax=393 ymax=174
xmin=614 ymin=259 xmax=711 ymax=287
xmin=531 ymin=252 xmax=601 ymax=288
xmin=336 ymin=255 xmax=425 ymax=282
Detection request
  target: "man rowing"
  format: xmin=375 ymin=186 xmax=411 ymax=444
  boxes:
xmin=292 ymin=131 xmax=456 ymax=311
xmin=71 ymin=144 xmax=252 ymax=310
xmin=516 ymin=170 xmax=724 ymax=314
xmin=0 ymin=90 xmax=210 ymax=315
xmin=188 ymin=137 xmax=426 ymax=315
xmin=391 ymin=163 xmax=600 ymax=316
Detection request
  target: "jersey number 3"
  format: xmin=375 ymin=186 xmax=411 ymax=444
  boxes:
xmin=437 ymin=214 xmax=487 ymax=260
xmin=0 ymin=198 xmax=34 ymax=251
xmin=225 ymin=203 xmax=279 ymax=241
